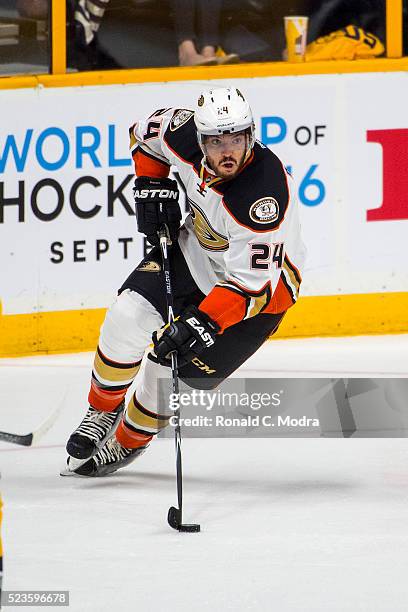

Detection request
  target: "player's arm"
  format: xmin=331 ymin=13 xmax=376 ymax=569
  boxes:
xmin=130 ymin=109 xmax=182 ymax=245
xmin=151 ymin=223 xmax=279 ymax=366
xmin=153 ymin=215 xmax=287 ymax=366
xmin=154 ymin=176 xmax=303 ymax=365
xmin=129 ymin=107 xmax=175 ymax=178
xmin=198 ymin=226 xmax=283 ymax=332
xmin=199 ymin=180 xmax=302 ymax=332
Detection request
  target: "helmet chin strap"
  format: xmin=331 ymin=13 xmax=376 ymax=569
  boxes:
xmin=239 ymin=130 xmax=256 ymax=167
xmin=201 ymin=156 xmax=216 ymax=175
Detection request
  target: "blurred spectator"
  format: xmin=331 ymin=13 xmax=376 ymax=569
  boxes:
xmin=306 ymin=0 xmax=385 ymax=44
xmin=74 ymin=0 xmax=110 ymax=47
xmin=171 ymin=0 xmax=239 ymax=65
xmin=67 ymin=0 xmax=120 ymax=69
xmin=266 ymin=0 xmax=385 ymax=60
xmin=16 ymin=0 xmax=48 ymax=20
xmin=247 ymin=0 xmax=385 ymax=60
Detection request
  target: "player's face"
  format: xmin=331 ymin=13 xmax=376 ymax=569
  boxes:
xmin=204 ymin=132 xmax=247 ymax=179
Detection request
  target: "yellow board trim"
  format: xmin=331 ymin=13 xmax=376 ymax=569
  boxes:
xmin=387 ymin=0 xmax=403 ymax=58
xmin=276 ymin=292 xmax=408 ymax=339
xmin=1 ymin=58 xmax=408 ymax=91
xmin=1 ymin=292 xmax=407 ymax=357
xmin=51 ymin=0 xmax=66 ymax=75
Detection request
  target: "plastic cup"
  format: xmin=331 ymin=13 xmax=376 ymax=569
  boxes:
xmin=284 ymin=16 xmax=309 ymax=62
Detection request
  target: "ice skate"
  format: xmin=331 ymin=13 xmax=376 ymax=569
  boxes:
xmin=67 ymin=437 xmax=148 ymax=477
xmin=66 ymin=400 xmax=125 ymax=461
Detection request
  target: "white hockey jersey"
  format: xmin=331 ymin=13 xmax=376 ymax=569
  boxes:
xmin=129 ymin=107 xmax=306 ymax=332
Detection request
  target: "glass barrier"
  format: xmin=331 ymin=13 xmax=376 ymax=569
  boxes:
xmin=0 ymin=0 xmax=50 ymax=75
xmin=66 ymin=0 xmax=389 ymax=72
xmin=0 ymin=1 xmax=401 ymax=78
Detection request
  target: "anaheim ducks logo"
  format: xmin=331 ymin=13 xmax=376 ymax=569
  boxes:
xmin=189 ymin=201 xmax=229 ymax=252
xmin=170 ymin=109 xmax=194 ymax=131
xmin=137 ymin=260 xmax=161 ymax=272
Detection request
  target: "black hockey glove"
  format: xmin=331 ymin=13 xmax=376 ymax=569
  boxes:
xmin=152 ymin=305 xmax=220 ymax=367
xmin=134 ymin=176 xmax=181 ymax=246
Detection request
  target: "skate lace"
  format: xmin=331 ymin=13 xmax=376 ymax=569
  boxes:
xmin=95 ymin=438 xmax=130 ymax=466
xmin=75 ymin=407 xmax=120 ymax=443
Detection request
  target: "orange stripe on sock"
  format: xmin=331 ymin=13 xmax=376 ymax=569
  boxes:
xmin=88 ymin=379 xmax=127 ymax=412
xmin=115 ymin=420 xmax=152 ymax=449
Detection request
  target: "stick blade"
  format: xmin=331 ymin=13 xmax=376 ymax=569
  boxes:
xmin=167 ymin=506 xmax=181 ymax=530
xmin=0 ymin=431 xmax=33 ymax=446
xmin=167 ymin=506 xmax=200 ymax=532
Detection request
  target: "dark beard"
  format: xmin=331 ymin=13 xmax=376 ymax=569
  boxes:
xmin=208 ymin=150 xmax=247 ymax=179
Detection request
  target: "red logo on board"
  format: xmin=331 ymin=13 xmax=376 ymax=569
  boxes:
xmin=367 ymin=129 xmax=408 ymax=221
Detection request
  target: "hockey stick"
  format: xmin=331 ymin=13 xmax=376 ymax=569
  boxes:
xmin=158 ymin=227 xmax=200 ymax=533
xmin=0 ymin=397 xmax=64 ymax=447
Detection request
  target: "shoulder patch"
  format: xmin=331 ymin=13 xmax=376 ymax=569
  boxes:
xmin=170 ymin=109 xmax=194 ymax=131
xmin=220 ymin=143 xmax=290 ymax=232
xmin=164 ymin=109 xmax=201 ymax=167
xmin=249 ymin=198 xmax=279 ymax=224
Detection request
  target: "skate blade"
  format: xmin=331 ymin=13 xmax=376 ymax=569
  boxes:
xmin=60 ymin=456 xmax=90 ymax=477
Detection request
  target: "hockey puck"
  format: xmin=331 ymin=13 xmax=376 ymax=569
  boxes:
xmin=178 ymin=523 xmax=201 ymax=533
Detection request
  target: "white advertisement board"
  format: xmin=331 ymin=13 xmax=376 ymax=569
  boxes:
xmin=0 ymin=73 xmax=407 ymax=317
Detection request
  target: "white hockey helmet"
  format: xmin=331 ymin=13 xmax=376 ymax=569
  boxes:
xmin=194 ymin=87 xmax=255 ymax=156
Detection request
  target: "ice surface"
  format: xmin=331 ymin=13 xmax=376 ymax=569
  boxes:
xmin=1 ymin=335 xmax=408 ymax=611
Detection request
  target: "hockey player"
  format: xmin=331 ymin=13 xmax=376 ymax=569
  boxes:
xmin=63 ymin=86 xmax=306 ymax=477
